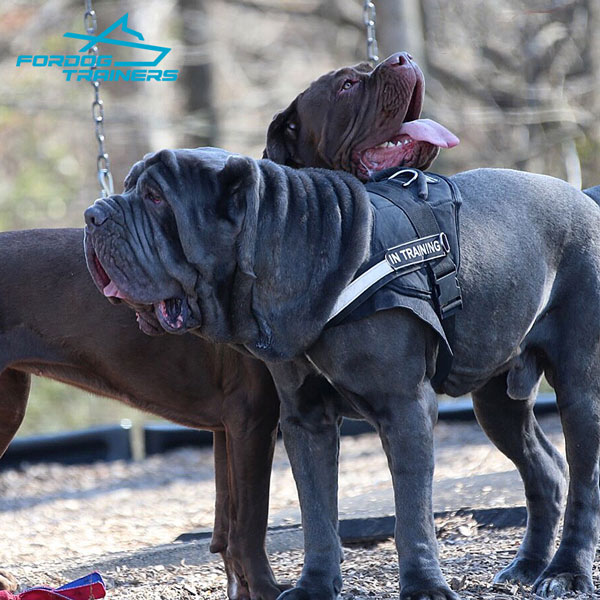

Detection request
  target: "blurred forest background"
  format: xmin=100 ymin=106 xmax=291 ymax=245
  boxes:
xmin=1 ymin=0 xmax=598 ymax=436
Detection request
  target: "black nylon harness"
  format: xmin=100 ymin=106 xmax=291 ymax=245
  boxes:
xmin=326 ymin=168 xmax=463 ymax=388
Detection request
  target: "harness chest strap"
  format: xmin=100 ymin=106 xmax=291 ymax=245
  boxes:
xmin=324 ymin=169 xmax=463 ymax=389
xmin=368 ymin=177 xmax=462 ymax=319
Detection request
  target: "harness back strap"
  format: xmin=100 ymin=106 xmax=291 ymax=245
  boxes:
xmin=364 ymin=178 xmax=461 ymax=319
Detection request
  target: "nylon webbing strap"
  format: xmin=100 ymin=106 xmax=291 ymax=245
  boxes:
xmin=364 ymin=173 xmax=462 ymax=389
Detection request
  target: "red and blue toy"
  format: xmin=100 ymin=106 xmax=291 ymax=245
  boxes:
xmin=0 ymin=573 xmax=106 ymax=600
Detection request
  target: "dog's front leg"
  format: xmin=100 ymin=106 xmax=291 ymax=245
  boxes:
xmin=209 ymin=354 xmax=284 ymax=600
xmin=269 ymin=360 xmax=343 ymax=600
xmin=378 ymin=381 xmax=459 ymax=600
xmin=307 ymin=311 xmax=459 ymax=600
xmin=222 ymin=388 xmax=283 ymax=600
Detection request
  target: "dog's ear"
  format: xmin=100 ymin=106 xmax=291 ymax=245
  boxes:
xmin=263 ymin=100 xmax=299 ymax=165
xmin=124 ymin=150 xmax=180 ymax=192
xmin=217 ymin=155 xmax=261 ymax=278
xmin=123 ymin=159 xmax=146 ymax=192
xmin=218 ymin=155 xmax=258 ymax=218
xmin=351 ymin=61 xmax=373 ymax=74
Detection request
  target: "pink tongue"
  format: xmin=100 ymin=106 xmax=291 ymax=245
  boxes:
xmin=103 ymin=280 xmax=126 ymax=299
xmin=399 ymin=119 xmax=459 ymax=148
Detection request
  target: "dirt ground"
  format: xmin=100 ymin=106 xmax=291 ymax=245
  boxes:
xmin=2 ymin=414 xmax=597 ymax=599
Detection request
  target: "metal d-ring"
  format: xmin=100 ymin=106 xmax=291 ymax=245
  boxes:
xmin=388 ymin=168 xmax=419 ymax=187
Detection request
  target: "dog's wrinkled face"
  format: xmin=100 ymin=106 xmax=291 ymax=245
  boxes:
xmin=84 ymin=147 xmax=253 ymax=339
xmin=264 ymin=52 xmax=459 ymax=180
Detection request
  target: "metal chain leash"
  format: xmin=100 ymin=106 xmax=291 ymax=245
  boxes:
xmin=84 ymin=0 xmax=114 ymax=197
xmin=363 ymin=0 xmax=379 ymax=65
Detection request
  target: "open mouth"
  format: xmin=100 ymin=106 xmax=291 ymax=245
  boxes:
xmin=93 ymin=253 xmax=110 ymax=288
xmin=357 ymin=119 xmax=460 ymax=177
xmin=155 ymin=297 xmax=187 ymax=333
xmin=352 ymin=68 xmax=459 ymax=178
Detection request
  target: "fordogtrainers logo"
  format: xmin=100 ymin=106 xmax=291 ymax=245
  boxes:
xmin=16 ymin=14 xmax=178 ymax=82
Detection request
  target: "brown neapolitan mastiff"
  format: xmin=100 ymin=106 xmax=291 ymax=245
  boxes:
xmin=264 ymin=52 xmax=459 ymax=179
xmin=84 ymin=53 xmax=600 ymax=599
xmin=0 ymin=228 xmax=284 ymax=600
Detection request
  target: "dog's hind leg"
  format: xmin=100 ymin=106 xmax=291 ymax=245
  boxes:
xmin=532 ymin=375 xmax=600 ymax=597
xmin=0 ymin=367 xmax=30 ymax=591
xmin=472 ymin=373 xmax=567 ymax=585
xmin=531 ymin=282 xmax=600 ymax=597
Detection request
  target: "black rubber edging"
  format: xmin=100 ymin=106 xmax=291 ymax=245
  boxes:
xmin=144 ymin=423 xmax=213 ymax=456
xmin=4 ymin=394 xmax=557 ymax=467
xmin=339 ymin=505 xmax=528 ymax=543
xmin=436 ymin=392 xmax=557 ymax=422
xmin=1 ymin=423 xmax=132 ymax=469
xmin=145 ymin=393 xmax=557 ymax=453
xmin=177 ymin=505 xmax=528 ymax=545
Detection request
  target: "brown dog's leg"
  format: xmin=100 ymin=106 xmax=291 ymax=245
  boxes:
xmin=211 ymin=430 xmax=231 ymax=554
xmin=0 ymin=368 xmax=31 ymax=591
xmin=224 ymin=423 xmax=280 ymax=600
xmin=222 ymin=364 xmax=284 ymax=600
xmin=211 ymin=430 xmax=253 ymax=600
xmin=0 ymin=369 xmax=30 ymax=458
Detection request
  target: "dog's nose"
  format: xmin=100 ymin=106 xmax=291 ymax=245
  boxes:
xmin=84 ymin=202 xmax=108 ymax=228
xmin=382 ymin=52 xmax=413 ymax=68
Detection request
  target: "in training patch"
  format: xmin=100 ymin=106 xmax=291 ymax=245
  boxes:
xmin=385 ymin=233 xmax=448 ymax=271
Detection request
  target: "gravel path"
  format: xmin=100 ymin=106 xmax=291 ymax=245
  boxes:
xmin=2 ymin=414 xmax=593 ymax=599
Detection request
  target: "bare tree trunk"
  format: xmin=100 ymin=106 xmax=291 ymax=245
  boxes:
xmin=585 ymin=0 xmax=600 ymax=184
xmin=178 ymin=0 xmax=218 ymax=148
xmin=133 ymin=1 xmax=178 ymax=151
xmin=376 ymin=0 xmax=426 ymax=73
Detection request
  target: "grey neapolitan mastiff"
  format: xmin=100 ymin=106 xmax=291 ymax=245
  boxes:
xmin=84 ymin=139 xmax=600 ymax=599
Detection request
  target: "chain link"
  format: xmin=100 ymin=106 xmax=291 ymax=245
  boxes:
xmin=85 ymin=0 xmax=114 ymax=197
xmin=363 ymin=0 xmax=379 ymax=65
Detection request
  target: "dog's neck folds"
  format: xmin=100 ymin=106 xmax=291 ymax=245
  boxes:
xmin=240 ymin=163 xmax=373 ymax=361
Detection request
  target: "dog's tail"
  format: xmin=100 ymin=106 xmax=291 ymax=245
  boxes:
xmin=583 ymin=185 xmax=600 ymax=207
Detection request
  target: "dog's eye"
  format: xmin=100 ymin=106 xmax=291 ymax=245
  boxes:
xmin=341 ymin=80 xmax=356 ymax=91
xmin=144 ymin=190 xmax=162 ymax=205
xmin=287 ymin=122 xmax=297 ymax=132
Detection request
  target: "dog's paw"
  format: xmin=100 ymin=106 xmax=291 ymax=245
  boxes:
xmin=534 ymin=572 xmax=593 ymax=597
xmin=276 ymin=586 xmax=338 ymax=600
xmin=0 ymin=569 xmax=17 ymax=592
xmin=275 ymin=582 xmax=293 ymax=594
xmin=400 ymin=586 xmax=461 ymax=600
xmin=493 ymin=556 xmax=547 ymax=585
xmin=277 ymin=588 xmax=310 ymax=600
